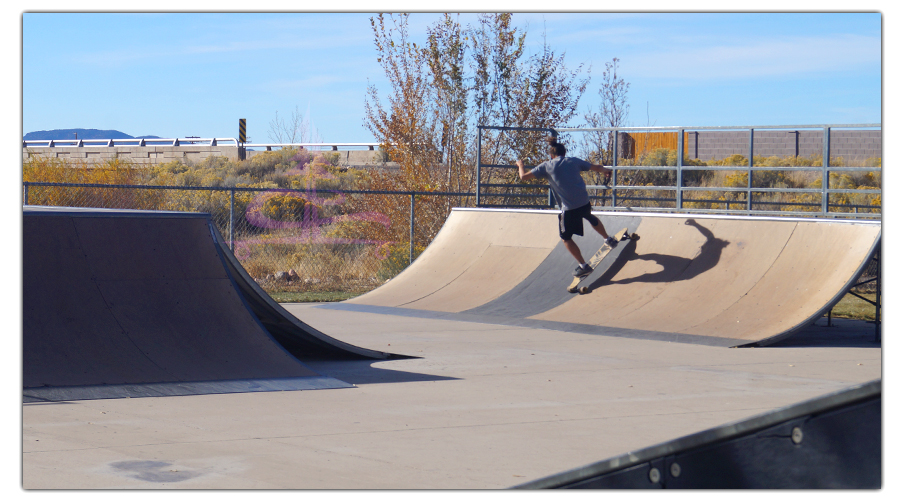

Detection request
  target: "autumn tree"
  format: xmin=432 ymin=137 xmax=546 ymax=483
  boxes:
xmin=359 ymin=13 xmax=446 ymax=251
xmin=355 ymin=13 xmax=590 ymax=258
xmin=469 ymin=14 xmax=589 ymax=205
xmin=426 ymin=13 xmax=471 ymax=206
xmin=583 ymin=57 xmax=630 ymax=166
xmin=578 ymin=57 xmax=631 ymax=201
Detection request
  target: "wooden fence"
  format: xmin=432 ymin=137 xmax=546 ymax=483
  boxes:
xmin=620 ymin=132 xmax=690 ymax=160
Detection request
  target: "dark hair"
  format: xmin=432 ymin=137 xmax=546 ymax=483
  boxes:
xmin=547 ymin=136 xmax=566 ymax=157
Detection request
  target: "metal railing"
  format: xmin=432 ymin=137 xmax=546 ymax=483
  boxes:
xmin=476 ymin=123 xmax=881 ymax=219
xmin=23 ymin=138 xmax=381 ymax=151
xmin=248 ymin=143 xmax=380 ymax=151
xmin=23 ymin=137 xmax=241 ymax=148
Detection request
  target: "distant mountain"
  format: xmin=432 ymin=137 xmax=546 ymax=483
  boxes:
xmin=24 ymin=129 xmax=161 ymax=141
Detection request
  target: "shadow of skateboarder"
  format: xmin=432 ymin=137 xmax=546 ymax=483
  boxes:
xmin=582 ymin=219 xmax=730 ymax=292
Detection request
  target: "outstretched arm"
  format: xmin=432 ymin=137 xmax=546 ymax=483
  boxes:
xmin=589 ymin=164 xmax=613 ymax=186
xmin=517 ymin=160 xmax=536 ymax=181
xmin=589 ymin=164 xmax=612 ymax=175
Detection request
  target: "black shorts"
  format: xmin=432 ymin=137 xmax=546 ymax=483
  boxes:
xmin=559 ymin=203 xmax=600 ymax=241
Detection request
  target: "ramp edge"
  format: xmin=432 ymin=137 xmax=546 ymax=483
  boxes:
xmin=23 ymin=376 xmax=353 ymax=402
xmin=515 ymin=379 xmax=881 ymax=489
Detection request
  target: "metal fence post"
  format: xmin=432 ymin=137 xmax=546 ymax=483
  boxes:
xmin=476 ymin=127 xmax=482 ymax=207
xmin=612 ymin=131 xmax=618 ymax=208
xmin=409 ymin=193 xmax=415 ymax=265
xmin=822 ymin=127 xmax=831 ymax=216
xmin=23 ymin=183 xmax=29 ymax=206
xmin=676 ymin=129 xmax=684 ymax=210
xmin=748 ymin=128 xmax=754 ymax=212
xmin=229 ymin=188 xmax=235 ymax=251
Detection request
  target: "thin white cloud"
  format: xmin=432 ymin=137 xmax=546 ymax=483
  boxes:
xmin=67 ymin=13 xmax=373 ymax=68
xmin=622 ymin=34 xmax=880 ymax=80
xmin=550 ymin=25 xmax=650 ymax=44
xmin=263 ymin=75 xmax=357 ymax=91
xmin=74 ymin=33 xmax=370 ymax=67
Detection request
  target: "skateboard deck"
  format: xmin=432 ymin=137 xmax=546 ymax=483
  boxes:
xmin=567 ymin=228 xmax=637 ymax=294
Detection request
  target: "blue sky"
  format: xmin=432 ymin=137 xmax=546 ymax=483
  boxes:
xmin=21 ymin=11 xmax=882 ymax=144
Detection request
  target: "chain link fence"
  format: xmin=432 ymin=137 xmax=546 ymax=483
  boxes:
xmin=23 ymin=177 xmax=880 ymax=304
xmin=24 ymin=182 xmax=471 ymax=296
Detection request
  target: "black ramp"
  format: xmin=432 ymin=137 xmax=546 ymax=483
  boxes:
xmin=212 ymin=225 xmax=392 ymax=360
xmin=516 ymin=380 xmax=881 ymax=489
xmin=23 ymin=208 xmax=352 ymax=401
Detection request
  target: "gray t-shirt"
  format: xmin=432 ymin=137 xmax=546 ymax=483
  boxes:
xmin=530 ymin=155 xmax=593 ymax=211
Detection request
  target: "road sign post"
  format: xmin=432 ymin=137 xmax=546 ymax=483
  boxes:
xmin=238 ymin=119 xmax=247 ymax=160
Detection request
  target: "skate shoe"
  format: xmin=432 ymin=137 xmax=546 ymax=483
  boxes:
xmin=573 ymin=264 xmax=593 ymax=277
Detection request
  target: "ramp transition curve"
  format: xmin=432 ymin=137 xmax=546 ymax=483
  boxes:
xmin=341 ymin=208 xmax=880 ymax=347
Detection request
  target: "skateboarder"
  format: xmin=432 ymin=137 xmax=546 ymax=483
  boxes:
xmin=517 ymin=136 xmax=617 ymax=277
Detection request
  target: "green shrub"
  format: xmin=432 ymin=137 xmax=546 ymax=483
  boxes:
xmin=259 ymin=192 xmax=317 ymax=222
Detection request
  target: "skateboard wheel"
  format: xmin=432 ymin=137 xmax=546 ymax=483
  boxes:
xmin=578 ymin=287 xmax=589 ymax=294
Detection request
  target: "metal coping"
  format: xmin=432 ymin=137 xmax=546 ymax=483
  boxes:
xmin=450 ymin=207 xmax=882 ymax=226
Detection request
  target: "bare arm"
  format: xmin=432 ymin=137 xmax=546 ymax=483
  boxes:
xmin=589 ymin=164 xmax=611 ymax=175
xmin=516 ymin=160 xmax=536 ymax=181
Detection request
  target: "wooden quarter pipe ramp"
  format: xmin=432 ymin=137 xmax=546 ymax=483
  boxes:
xmin=339 ymin=208 xmax=880 ymax=347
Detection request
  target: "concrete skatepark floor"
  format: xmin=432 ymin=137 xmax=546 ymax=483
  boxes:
xmin=22 ymin=304 xmax=881 ymax=489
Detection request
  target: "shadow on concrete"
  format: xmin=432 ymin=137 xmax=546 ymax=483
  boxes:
xmin=304 ymin=360 xmax=460 ymax=385
xmin=759 ymin=318 xmax=880 ymax=348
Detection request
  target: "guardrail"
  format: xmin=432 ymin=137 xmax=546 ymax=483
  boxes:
xmin=23 ymin=138 xmax=381 ymax=151
xmin=476 ymin=123 xmax=882 ymax=219
xmin=248 ymin=143 xmax=380 ymax=151
xmin=23 ymin=137 xmax=241 ymax=147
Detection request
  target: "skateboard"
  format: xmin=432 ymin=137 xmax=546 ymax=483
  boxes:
xmin=566 ymin=228 xmax=638 ymax=294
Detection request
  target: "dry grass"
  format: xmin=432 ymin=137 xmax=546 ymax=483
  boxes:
xmin=269 ymin=291 xmax=363 ymax=303
xmin=831 ymin=293 xmax=880 ymax=322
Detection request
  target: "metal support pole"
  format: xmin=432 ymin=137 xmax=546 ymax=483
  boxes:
xmin=748 ymin=128 xmax=754 ymax=212
xmin=409 ymin=194 xmax=415 ymax=265
xmin=476 ymin=127 xmax=482 ymax=207
xmin=229 ymin=189 xmax=235 ymax=251
xmin=612 ymin=131 xmax=618 ymax=208
xmin=822 ymin=127 xmax=831 ymax=215
xmin=24 ymin=184 xmax=29 ymax=206
xmin=676 ymin=129 xmax=684 ymax=210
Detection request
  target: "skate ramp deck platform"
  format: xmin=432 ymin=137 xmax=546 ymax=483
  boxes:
xmin=332 ymin=208 xmax=880 ymax=347
xmin=22 ymin=207 xmax=389 ymax=402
